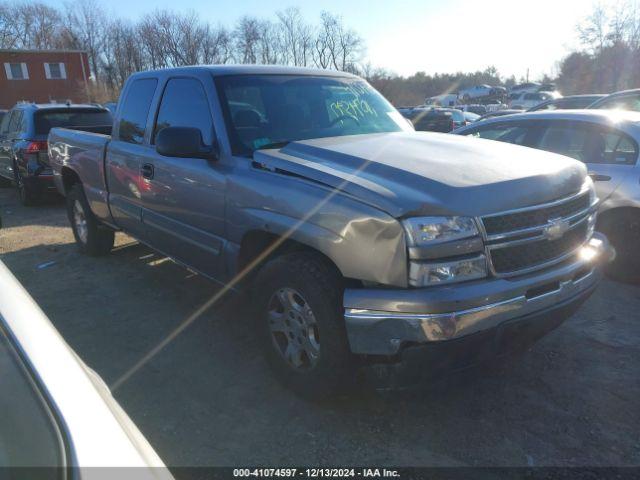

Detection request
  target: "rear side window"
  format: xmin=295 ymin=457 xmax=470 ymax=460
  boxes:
xmin=537 ymin=123 xmax=638 ymax=165
xmin=153 ymin=78 xmax=213 ymax=145
xmin=0 ymin=111 xmax=11 ymax=134
xmin=118 ymin=78 xmax=157 ymax=144
xmin=34 ymin=110 xmax=112 ymax=135
xmin=7 ymin=111 xmax=24 ymax=134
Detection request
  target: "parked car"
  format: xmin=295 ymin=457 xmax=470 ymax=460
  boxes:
xmin=0 ymin=260 xmax=174 ymax=477
xmin=454 ymin=109 xmax=640 ymax=282
xmin=476 ymin=109 xmax=522 ymax=121
xmin=588 ymin=88 xmax=640 ymax=111
xmin=103 ymin=101 xmax=118 ymax=114
xmin=463 ymin=111 xmax=480 ymax=123
xmin=528 ymin=94 xmax=606 ymax=112
xmin=49 ymin=66 xmax=611 ymax=396
xmin=458 ymin=85 xmax=506 ymax=102
xmin=425 ymin=94 xmax=458 ymax=107
xmin=510 ymin=82 xmax=557 ymax=94
xmin=0 ymin=103 xmax=112 ymax=205
xmin=510 ymin=91 xmax=561 ymax=110
xmin=456 ymin=104 xmax=487 ymax=115
xmin=510 ymin=82 xmax=541 ymax=94
xmin=398 ymin=106 xmax=466 ymax=132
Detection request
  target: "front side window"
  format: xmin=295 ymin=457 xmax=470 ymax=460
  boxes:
xmin=154 ymin=78 xmax=213 ymax=145
xmin=0 ymin=331 xmax=66 ymax=470
xmin=215 ymin=75 xmax=410 ymax=156
xmin=537 ymin=124 xmax=587 ymax=160
xmin=118 ymin=78 xmax=158 ymax=145
xmin=537 ymin=122 xmax=638 ymax=165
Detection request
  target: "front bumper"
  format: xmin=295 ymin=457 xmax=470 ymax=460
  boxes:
xmin=344 ymin=233 xmax=612 ymax=356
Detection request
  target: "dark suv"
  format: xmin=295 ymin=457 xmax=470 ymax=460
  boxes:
xmin=0 ymin=103 xmax=112 ymax=205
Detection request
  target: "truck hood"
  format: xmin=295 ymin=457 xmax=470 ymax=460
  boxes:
xmin=253 ymin=132 xmax=587 ymax=218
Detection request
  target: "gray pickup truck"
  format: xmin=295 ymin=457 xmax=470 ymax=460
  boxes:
xmin=48 ymin=66 xmax=611 ymax=396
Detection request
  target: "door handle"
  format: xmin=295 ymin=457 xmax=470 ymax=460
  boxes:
xmin=141 ymin=163 xmax=154 ymax=179
xmin=588 ymin=172 xmax=611 ymax=182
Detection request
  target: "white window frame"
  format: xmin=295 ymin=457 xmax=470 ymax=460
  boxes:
xmin=4 ymin=63 xmax=29 ymax=80
xmin=44 ymin=62 xmax=66 ymax=80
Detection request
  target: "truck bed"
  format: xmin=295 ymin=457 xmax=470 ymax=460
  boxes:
xmin=48 ymin=127 xmax=112 ymax=220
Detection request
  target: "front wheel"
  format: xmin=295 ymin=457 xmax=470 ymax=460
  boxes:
xmin=66 ymin=184 xmax=115 ymax=256
xmin=253 ymin=252 xmax=354 ymax=398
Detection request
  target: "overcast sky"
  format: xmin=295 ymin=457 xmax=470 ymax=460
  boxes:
xmin=45 ymin=0 xmax=612 ymax=79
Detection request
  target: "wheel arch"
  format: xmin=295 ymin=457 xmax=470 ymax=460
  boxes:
xmin=236 ymin=229 xmax=343 ymax=284
xmin=60 ymin=167 xmax=82 ymax=195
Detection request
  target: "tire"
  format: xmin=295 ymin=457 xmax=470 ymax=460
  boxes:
xmin=598 ymin=211 xmax=640 ymax=283
xmin=66 ymin=183 xmax=115 ymax=256
xmin=13 ymin=163 xmax=40 ymax=206
xmin=252 ymin=251 xmax=354 ymax=398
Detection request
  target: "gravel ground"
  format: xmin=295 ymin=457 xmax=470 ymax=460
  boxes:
xmin=1 ymin=185 xmax=639 ymax=468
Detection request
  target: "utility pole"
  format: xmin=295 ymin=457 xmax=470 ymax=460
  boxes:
xmin=526 ymin=68 xmax=529 ymax=82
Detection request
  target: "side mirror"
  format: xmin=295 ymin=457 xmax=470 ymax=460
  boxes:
xmin=155 ymin=126 xmax=218 ymax=160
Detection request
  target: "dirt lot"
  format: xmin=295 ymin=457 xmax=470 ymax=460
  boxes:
xmin=1 ymin=185 xmax=639 ymax=468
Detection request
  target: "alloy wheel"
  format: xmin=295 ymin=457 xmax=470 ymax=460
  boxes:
xmin=267 ymin=287 xmax=320 ymax=370
xmin=73 ymin=200 xmax=89 ymax=244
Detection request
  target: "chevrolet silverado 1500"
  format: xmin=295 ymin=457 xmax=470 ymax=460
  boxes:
xmin=48 ymin=66 xmax=612 ymax=396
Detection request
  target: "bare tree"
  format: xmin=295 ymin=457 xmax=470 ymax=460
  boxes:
xmin=201 ymin=24 xmax=233 ymax=64
xmin=0 ymin=3 xmax=22 ymax=48
xmin=314 ymin=12 xmax=363 ymax=71
xmin=61 ymin=0 xmax=107 ymax=79
xmin=234 ymin=16 xmax=261 ymax=64
xmin=277 ymin=7 xmax=312 ymax=66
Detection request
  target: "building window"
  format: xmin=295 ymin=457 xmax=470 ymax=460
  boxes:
xmin=4 ymin=63 xmax=28 ymax=80
xmin=44 ymin=62 xmax=66 ymax=80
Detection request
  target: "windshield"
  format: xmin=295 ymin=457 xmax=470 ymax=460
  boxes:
xmin=215 ymin=74 xmax=410 ymax=156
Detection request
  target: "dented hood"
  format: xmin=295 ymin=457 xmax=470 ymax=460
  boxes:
xmin=253 ymin=131 xmax=587 ymax=218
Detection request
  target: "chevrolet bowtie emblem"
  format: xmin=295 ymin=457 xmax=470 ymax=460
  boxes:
xmin=543 ymin=218 xmax=570 ymax=240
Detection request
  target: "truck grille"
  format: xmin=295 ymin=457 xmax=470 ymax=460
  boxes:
xmin=481 ymin=189 xmax=593 ymax=276
xmin=483 ymin=192 xmax=590 ymax=236
xmin=491 ymin=222 xmax=588 ymax=274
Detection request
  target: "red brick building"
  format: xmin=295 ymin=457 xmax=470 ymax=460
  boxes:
xmin=0 ymin=49 xmax=91 ymax=109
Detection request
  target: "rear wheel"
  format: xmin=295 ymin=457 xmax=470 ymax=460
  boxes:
xmin=253 ymin=252 xmax=354 ymax=398
xmin=66 ymin=184 xmax=114 ymax=256
xmin=598 ymin=210 xmax=640 ymax=283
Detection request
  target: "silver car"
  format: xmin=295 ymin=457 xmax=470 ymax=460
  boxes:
xmin=454 ymin=110 xmax=640 ymax=282
xmin=0 ymin=260 xmax=173 ymax=478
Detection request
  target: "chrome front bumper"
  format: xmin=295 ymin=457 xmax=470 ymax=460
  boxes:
xmin=344 ymin=234 xmax=613 ymax=355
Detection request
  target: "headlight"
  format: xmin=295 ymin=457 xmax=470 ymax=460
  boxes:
xmin=409 ymin=255 xmax=488 ymax=287
xmin=402 ymin=216 xmax=479 ymax=246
